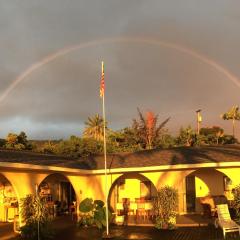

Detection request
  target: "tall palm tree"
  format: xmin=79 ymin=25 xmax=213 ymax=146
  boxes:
xmin=221 ymin=106 xmax=240 ymax=137
xmin=83 ymin=114 xmax=107 ymax=141
xmin=133 ymin=108 xmax=170 ymax=149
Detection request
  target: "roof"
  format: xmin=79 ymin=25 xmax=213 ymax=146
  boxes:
xmin=0 ymin=145 xmax=240 ymax=170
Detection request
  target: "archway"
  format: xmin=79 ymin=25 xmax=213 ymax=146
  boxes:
xmin=38 ymin=173 xmax=76 ymax=218
xmin=108 ymin=173 xmax=158 ymax=224
xmin=184 ymin=168 xmax=233 ymax=214
xmin=0 ymin=173 xmax=19 ymax=222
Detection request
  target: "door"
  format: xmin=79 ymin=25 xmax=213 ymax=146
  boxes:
xmin=186 ymin=176 xmax=196 ymax=212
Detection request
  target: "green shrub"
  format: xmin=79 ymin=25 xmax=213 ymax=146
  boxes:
xmin=232 ymin=185 xmax=240 ymax=222
xmin=20 ymin=222 xmax=54 ymax=240
xmin=20 ymin=194 xmax=54 ymax=240
xmin=78 ymin=198 xmax=112 ymax=229
xmin=153 ymin=186 xmax=178 ymax=229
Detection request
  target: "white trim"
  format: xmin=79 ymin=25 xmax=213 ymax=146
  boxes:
xmin=0 ymin=161 xmax=240 ymax=175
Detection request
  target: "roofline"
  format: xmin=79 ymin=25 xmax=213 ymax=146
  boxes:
xmin=0 ymin=161 xmax=240 ymax=175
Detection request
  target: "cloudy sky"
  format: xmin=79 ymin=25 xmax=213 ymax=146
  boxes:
xmin=0 ymin=0 xmax=240 ymax=139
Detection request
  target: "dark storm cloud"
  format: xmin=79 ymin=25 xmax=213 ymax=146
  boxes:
xmin=0 ymin=0 xmax=240 ymax=139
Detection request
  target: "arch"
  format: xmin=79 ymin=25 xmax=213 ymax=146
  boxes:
xmin=107 ymin=172 xmax=158 ymax=222
xmin=183 ymin=168 xmax=232 ymax=214
xmin=38 ymin=173 xmax=77 ymax=218
xmin=0 ymin=172 xmax=19 ymax=222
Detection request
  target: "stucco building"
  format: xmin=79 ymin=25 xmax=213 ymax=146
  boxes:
xmin=0 ymin=145 xmax=240 ymax=225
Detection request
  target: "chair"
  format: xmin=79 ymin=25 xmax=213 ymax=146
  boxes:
xmin=145 ymin=201 xmax=154 ymax=220
xmin=116 ymin=202 xmax=123 ymax=215
xmin=199 ymin=196 xmax=216 ymax=217
xmin=136 ymin=202 xmax=147 ymax=222
xmin=129 ymin=202 xmax=137 ymax=216
xmin=215 ymin=204 xmax=240 ymax=239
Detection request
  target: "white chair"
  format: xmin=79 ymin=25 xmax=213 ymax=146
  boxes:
xmin=216 ymin=204 xmax=240 ymax=239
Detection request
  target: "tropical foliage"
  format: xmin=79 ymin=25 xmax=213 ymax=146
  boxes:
xmin=221 ymin=106 xmax=240 ymax=137
xmin=200 ymin=126 xmax=224 ymax=145
xmin=54 ymin=136 xmax=103 ymax=157
xmin=175 ymin=126 xmax=196 ymax=146
xmin=5 ymin=131 xmax=32 ymax=150
xmin=232 ymin=185 xmax=240 ymax=223
xmin=83 ymin=114 xmax=106 ymax=141
xmin=78 ymin=198 xmax=112 ymax=229
xmin=132 ymin=108 xmax=170 ymax=149
xmin=20 ymin=194 xmax=54 ymax=240
xmin=154 ymin=186 xmax=178 ymax=229
xmin=2 ymin=108 xmax=239 ymax=157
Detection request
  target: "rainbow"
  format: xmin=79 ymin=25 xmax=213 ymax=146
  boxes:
xmin=1 ymin=37 xmax=239 ymax=104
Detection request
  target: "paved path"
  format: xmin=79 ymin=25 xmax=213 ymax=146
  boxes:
xmin=2 ymin=216 xmax=240 ymax=240
xmin=0 ymin=222 xmax=18 ymax=240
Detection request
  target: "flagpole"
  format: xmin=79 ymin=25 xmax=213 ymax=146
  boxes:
xmin=101 ymin=61 xmax=109 ymax=236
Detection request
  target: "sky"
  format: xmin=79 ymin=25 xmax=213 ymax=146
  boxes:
xmin=0 ymin=0 xmax=240 ymax=139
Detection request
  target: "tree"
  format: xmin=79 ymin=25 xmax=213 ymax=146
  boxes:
xmin=200 ymin=126 xmax=224 ymax=145
xmin=54 ymin=136 xmax=103 ymax=157
xmin=107 ymin=128 xmax=142 ymax=153
xmin=176 ymin=126 xmax=196 ymax=146
xmin=41 ymin=141 xmax=56 ymax=154
xmin=5 ymin=131 xmax=31 ymax=150
xmin=132 ymin=108 xmax=170 ymax=149
xmin=221 ymin=106 xmax=240 ymax=137
xmin=20 ymin=194 xmax=54 ymax=239
xmin=6 ymin=133 xmax=19 ymax=148
xmin=83 ymin=114 xmax=106 ymax=141
xmin=18 ymin=131 xmax=28 ymax=146
xmin=156 ymin=130 xmax=176 ymax=149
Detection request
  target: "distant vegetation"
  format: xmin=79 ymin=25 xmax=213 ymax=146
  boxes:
xmin=0 ymin=108 xmax=238 ymax=158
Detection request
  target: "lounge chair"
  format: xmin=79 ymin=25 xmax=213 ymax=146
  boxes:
xmin=215 ymin=204 xmax=240 ymax=239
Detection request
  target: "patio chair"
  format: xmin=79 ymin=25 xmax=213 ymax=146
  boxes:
xmin=215 ymin=204 xmax=240 ymax=239
xmin=145 ymin=201 xmax=154 ymax=220
xmin=116 ymin=202 xmax=123 ymax=215
xmin=129 ymin=202 xmax=137 ymax=216
xmin=136 ymin=202 xmax=147 ymax=222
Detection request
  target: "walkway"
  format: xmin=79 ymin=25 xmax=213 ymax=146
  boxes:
xmin=0 ymin=222 xmax=18 ymax=240
xmin=2 ymin=216 xmax=240 ymax=240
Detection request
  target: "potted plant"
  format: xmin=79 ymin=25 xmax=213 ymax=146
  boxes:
xmin=153 ymin=186 xmax=178 ymax=230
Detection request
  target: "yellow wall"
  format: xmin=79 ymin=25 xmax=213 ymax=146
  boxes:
xmin=1 ymin=165 xmax=240 ymax=223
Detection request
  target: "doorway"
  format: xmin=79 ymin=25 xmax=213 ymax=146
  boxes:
xmin=186 ymin=176 xmax=196 ymax=212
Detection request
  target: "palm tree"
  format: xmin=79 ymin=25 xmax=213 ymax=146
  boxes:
xmin=83 ymin=114 xmax=107 ymax=141
xmin=133 ymin=108 xmax=170 ymax=149
xmin=221 ymin=106 xmax=240 ymax=137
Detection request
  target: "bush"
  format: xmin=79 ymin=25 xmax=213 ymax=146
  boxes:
xmin=78 ymin=198 xmax=112 ymax=229
xmin=20 ymin=222 xmax=54 ymax=240
xmin=153 ymin=186 xmax=178 ymax=229
xmin=20 ymin=194 xmax=54 ymax=240
xmin=232 ymin=185 xmax=240 ymax=222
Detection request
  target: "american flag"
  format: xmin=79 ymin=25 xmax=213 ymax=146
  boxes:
xmin=100 ymin=61 xmax=105 ymax=98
